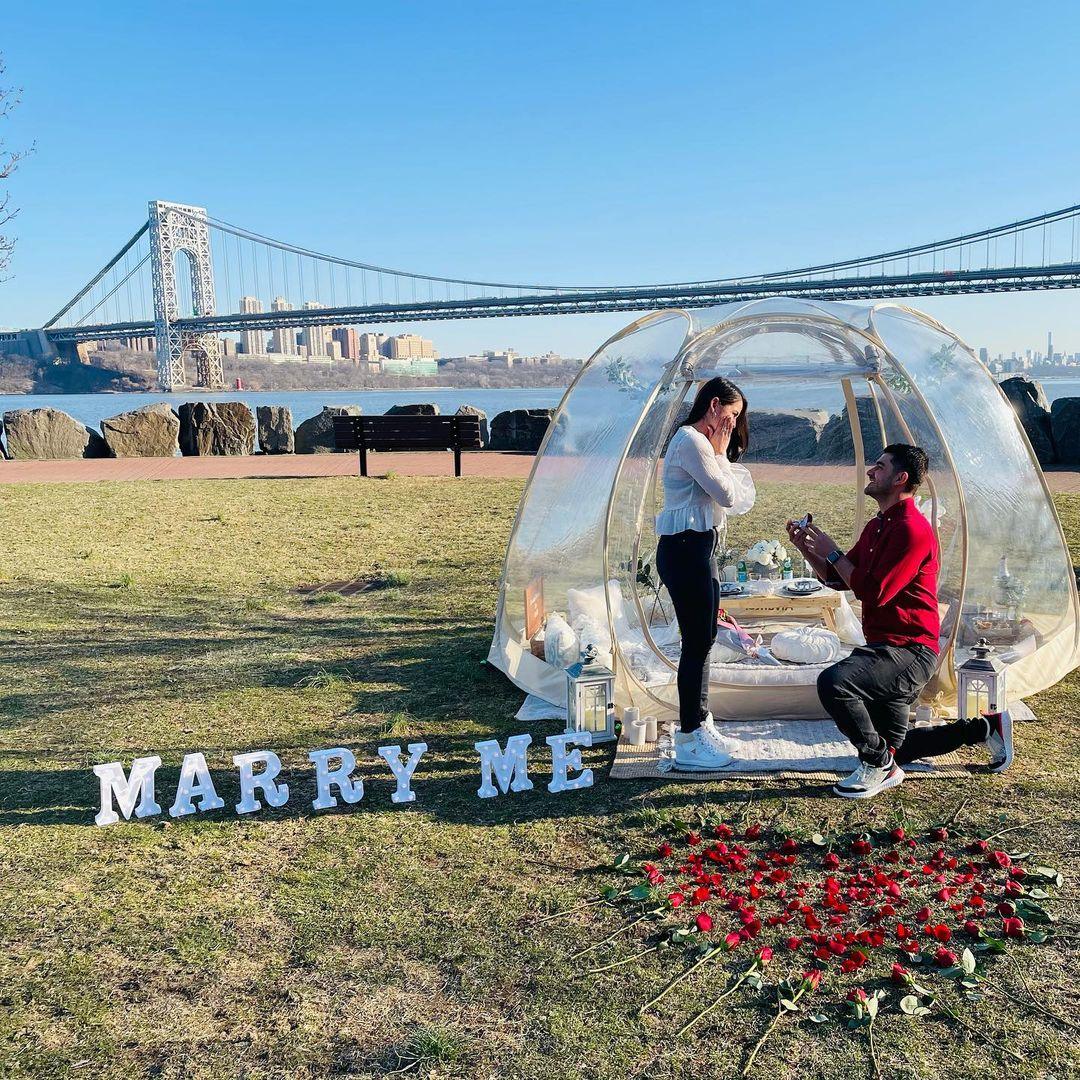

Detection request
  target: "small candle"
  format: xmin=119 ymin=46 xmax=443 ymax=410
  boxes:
xmin=621 ymin=707 xmax=639 ymax=740
xmin=643 ymin=715 xmax=658 ymax=742
xmin=627 ymin=718 xmax=647 ymax=747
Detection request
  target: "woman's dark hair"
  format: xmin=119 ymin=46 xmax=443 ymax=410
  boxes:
xmin=681 ymin=376 xmax=749 ymax=462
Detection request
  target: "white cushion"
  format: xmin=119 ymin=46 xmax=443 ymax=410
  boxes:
xmin=567 ymin=580 xmax=632 ymax=638
xmin=770 ymin=626 xmax=845 ymax=665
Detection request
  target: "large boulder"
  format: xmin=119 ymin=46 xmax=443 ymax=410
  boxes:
xmin=178 ymin=401 xmax=256 ymax=456
xmin=1051 ymin=397 xmax=1080 ymax=466
xmin=489 ymin=408 xmax=554 ymax=452
xmin=385 ymin=403 xmax=439 ymax=416
xmin=999 ymin=376 xmax=1056 ymax=464
xmin=742 ymin=410 xmax=828 ymax=463
xmin=455 ymin=404 xmax=489 ymax=448
xmin=295 ymin=405 xmax=362 ymax=454
xmin=101 ymin=403 xmax=180 ymax=458
xmin=256 ymin=405 xmax=294 ymax=454
xmin=816 ymin=399 xmax=885 ymax=464
xmin=2 ymin=407 xmax=108 ymax=459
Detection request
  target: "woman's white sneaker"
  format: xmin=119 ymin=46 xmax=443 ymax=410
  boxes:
xmin=674 ymin=728 xmax=734 ymax=772
xmin=833 ymin=758 xmax=905 ymax=799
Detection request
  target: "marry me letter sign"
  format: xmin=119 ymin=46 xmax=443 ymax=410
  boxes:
xmin=93 ymin=733 xmax=593 ymax=826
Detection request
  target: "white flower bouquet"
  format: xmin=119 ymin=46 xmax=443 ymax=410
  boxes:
xmin=745 ymin=539 xmax=788 ymax=573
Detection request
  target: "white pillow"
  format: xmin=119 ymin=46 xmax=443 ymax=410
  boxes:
xmin=770 ymin=626 xmax=845 ymax=665
xmin=567 ymin=580 xmax=633 ymax=638
xmin=543 ymin=613 xmax=579 ymax=668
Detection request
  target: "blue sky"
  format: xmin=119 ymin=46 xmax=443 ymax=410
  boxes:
xmin=2 ymin=0 xmax=1080 ymax=358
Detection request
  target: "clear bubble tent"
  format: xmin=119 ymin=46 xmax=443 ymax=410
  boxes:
xmin=488 ymin=299 xmax=1080 ymax=721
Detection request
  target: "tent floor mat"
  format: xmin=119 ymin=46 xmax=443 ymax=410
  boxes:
xmin=609 ymin=718 xmax=981 ymax=782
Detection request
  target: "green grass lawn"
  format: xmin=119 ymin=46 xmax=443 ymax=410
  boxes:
xmin=0 ymin=477 xmax=1078 ymax=1079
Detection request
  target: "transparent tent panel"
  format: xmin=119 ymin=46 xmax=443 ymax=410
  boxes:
xmin=490 ymin=299 xmax=1079 ymax=716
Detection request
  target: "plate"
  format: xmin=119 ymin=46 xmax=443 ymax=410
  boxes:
xmin=783 ymin=579 xmax=822 ymax=596
xmin=718 ymin=582 xmax=744 ymax=597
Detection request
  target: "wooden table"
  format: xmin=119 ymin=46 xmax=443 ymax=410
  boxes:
xmin=718 ymin=582 xmax=844 ymax=632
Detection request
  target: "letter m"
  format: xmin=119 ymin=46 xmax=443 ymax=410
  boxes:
xmin=93 ymin=756 xmax=163 ymax=826
xmin=475 ymin=735 xmax=534 ymax=798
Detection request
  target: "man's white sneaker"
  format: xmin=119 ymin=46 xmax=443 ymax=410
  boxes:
xmin=833 ymin=758 xmax=905 ymax=800
xmin=985 ymin=711 xmax=1014 ymax=773
xmin=674 ymin=728 xmax=734 ymax=772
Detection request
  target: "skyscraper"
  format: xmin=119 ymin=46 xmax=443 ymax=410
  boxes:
xmin=302 ymin=301 xmax=326 ymax=358
xmin=331 ymin=327 xmax=360 ymax=362
xmin=239 ymin=296 xmax=264 ymax=356
xmin=270 ymin=297 xmax=296 ymax=355
xmin=1047 ymin=330 xmax=1054 ymax=364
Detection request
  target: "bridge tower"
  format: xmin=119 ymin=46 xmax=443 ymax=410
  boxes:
xmin=148 ymin=200 xmax=224 ymax=390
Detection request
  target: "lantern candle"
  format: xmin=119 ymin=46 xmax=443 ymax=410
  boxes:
xmin=565 ymin=645 xmax=617 ymax=744
xmin=955 ymin=638 xmax=1008 ymax=723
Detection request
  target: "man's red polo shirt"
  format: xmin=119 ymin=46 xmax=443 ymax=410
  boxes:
xmin=841 ymin=498 xmax=941 ymax=652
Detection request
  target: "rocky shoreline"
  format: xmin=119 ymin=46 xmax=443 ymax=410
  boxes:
xmin=0 ymin=375 xmax=1076 ymax=464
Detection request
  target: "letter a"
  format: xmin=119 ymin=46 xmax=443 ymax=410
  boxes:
xmin=475 ymin=734 xmax=533 ymax=799
xmin=169 ymin=752 xmax=226 ymax=818
xmin=93 ymin=756 xmax=163 ymax=827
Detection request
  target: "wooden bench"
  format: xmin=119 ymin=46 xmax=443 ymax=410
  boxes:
xmin=332 ymin=414 xmax=485 ymax=477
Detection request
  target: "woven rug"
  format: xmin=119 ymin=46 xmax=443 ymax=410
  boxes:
xmin=609 ymin=718 xmax=975 ymax=781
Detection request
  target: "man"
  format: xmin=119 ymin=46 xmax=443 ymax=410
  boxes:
xmin=787 ymin=443 xmax=1012 ymax=799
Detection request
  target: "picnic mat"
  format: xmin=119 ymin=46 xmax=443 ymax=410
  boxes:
xmin=609 ymin=718 xmax=975 ymax=781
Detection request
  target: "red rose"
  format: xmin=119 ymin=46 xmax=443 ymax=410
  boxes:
xmin=931 ymin=828 xmax=949 ymax=842
xmin=713 ymin=823 xmax=734 ymax=839
xmin=851 ymin=839 xmax=872 ymax=856
xmin=801 ymin=969 xmax=823 ymax=991
xmin=1009 ymin=866 xmax=1026 ymax=880
xmin=813 ymin=946 xmax=832 ymax=962
xmin=996 ymin=901 xmax=1015 ymax=917
xmin=929 ymin=924 xmax=952 ymax=943
xmin=933 ymin=947 xmax=958 ymax=967
xmin=891 ymin=827 xmax=906 ymax=842
xmin=988 ymin=850 xmax=1011 ymax=869
xmin=840 ymin=950 xmax=869 ymax=974
xmin=692 ymin=886 xmax=711 ymax=904
xmin=656 ymin=842 xmax=673 ymax=858
xmin=963 ymin=920 xmax=981 ymax=937
xmin=969 ymin=838 xmax=989 ymax=853
xmin=891 ymin=963 xmax=911 ymax=985
xmin=1004 ymin=879 xmax=1024 ymax=896
xmin=668 ymin=892 xmax=685 ymax=908
xmin=1002 ymin=917 xmax=1025 ymax=939
xmin=745 ymin=823 xmax=763 ymax=839
xmin=967 ymin=895 xmax=985 ymax=908
xmin=823 ymin=853 xmax=841 ymax=871
xmin=757 ymin=946 xmax=774 ymax=965
xmin=846 ymin=987 xmax=869 ymax=1003
xmin=695 ymin=913 xmax=714 ymax=933
xmin=781 ymin=838 xmax=799 ymax=854
xmin=896 ymin=923 xmax=910 ymax=940
xmin=687 ymin=832 xmax=702 ymax=846
xmin=914 ymin=906 xmax=932 ymax=924
xmin=786 ymin=936 xmax=803 ymax=950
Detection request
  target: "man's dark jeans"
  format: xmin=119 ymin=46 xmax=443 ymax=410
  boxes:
xmin=817 ymin=643 xmax=939 ymax=767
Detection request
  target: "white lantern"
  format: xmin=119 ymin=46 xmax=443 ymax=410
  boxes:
xmin=956 ymin=638 xmax=1007 ymax=722
xmin=565 ymin=645 xmax=617 ymax=744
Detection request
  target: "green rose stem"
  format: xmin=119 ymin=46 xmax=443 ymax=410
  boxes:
xmin=568 ymin=914 xmax=649 ymax=961
xmin=636 ymin=945 xmax=722 ymax=1018
xmin=535 ymin=889 xmax=632 ymax=923
xmin=586 ymin=944 xmax=660 ymax=975
xmin=981 ymin=816 xmax=1046 ymax=842
xmin=980 ymin=978 xmax=1080 ymax=1033
xmin=926 ymin=996 xmax=1025 ymax=1063
xmin=866 ymin=1009 xmax=883 ymax=1080
xmin=675 ymin=960 xmax=760 ymax=1039
xmin=741 ymin=982 xmax=812 ymax=1077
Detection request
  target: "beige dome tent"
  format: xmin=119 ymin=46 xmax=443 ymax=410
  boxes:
xmin=489 ymin=298 xmax=1079 ymax=721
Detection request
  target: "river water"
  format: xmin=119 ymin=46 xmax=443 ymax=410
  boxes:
xmin=3 ymin=377 xmax=1080 ymax=440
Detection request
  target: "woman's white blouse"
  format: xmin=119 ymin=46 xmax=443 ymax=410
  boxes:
xmin=655 ymin=426 xmax=756 ymax=535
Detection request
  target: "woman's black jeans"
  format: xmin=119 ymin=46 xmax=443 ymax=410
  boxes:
xmin=656 ymin=528 xmax=720 ymax=733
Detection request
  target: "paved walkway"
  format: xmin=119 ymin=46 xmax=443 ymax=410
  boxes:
xmin=1 ymin=453 xmax=1079 ymax=492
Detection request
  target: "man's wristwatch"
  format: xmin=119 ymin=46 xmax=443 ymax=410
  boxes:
xmin=826 ymin=549 xmax=843 ymax=566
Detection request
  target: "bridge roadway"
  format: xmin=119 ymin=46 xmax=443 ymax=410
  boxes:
xmin=42 ymin=260 xmax=1080 ymax=344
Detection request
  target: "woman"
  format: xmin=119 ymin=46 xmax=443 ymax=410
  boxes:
xmin=656 ymin=377 xmax=755 ymax=771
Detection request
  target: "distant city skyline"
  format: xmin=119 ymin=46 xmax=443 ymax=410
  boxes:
xmin=3 ymin=3 xmax=1080 ymax=360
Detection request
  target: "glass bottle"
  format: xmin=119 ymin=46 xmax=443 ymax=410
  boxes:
xmin=736 ymin=560 xmax=748 ymax=583
xmin=782 ymin=557 xmax=794 ymax=580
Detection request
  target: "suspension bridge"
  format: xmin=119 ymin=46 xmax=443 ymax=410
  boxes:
xmin=6 ymin=199 xmax=1080 ymax=390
